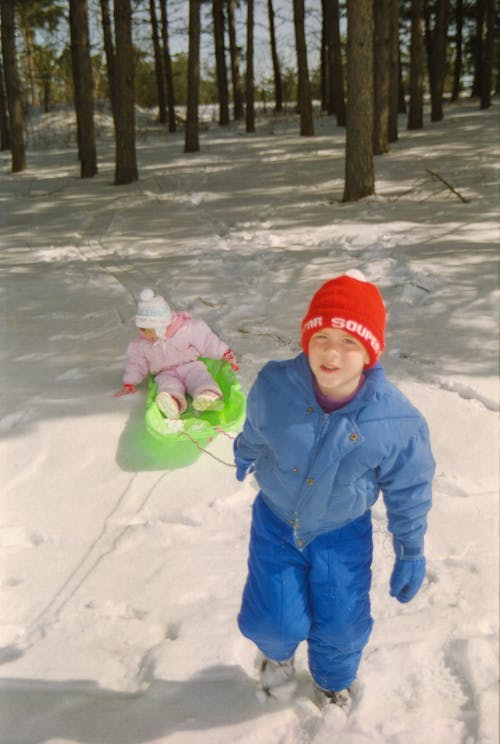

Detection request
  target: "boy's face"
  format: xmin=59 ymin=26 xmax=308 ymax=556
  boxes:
xmin=308 ymin=328 xmax=369 ymax=400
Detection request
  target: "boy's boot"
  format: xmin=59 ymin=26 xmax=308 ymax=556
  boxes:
xmin=257 ymin=653 xmax=297 ymax=701
xmin=314 ymin=681 xmax=358 ymax=714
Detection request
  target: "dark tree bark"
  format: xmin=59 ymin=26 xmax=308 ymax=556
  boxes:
xmin=1 ymin=0 xmax=25 ymax=172
xmin=293 ymin=0 xmax=314 ymax=135
xmin=451 ymin=0 xmax=463 ymax=101
xmin=245 ymin=0 xmax=255 ymax=133
xmin=100 ymin=0 xmax=116 ymax=118
xmin=159 ymin=0 xmax=177 ymax=133
xmin=343 ymin=0 xmax=374 ymax=202
xmin=387 ymin=0 xmax=399 ymax=141
xmin=408 ymin=0 xmax=424 ymax=129
xmin=185 ymin=0 xmax=200 ymax=151
xmin=113 ymin=0 xmax=138 ymax=183
xmin=471 ymin=0 xmax=485 ymax=97
xmin=213 ymin=0 xmax=230 ymax=125
xmin=480 ymin=0 xmax=495 ymax=108
xmin=69 ymin=0 xmax=98 ymax=177
xmin=373 ymin=0 xmax=391 ymax=154
xmin=149 ymin=0 xmax=167 ymax=123
xmin=0 ymin=57 xmax=11 ymax=151
xmin=268 ymin=0 xmax=283 ymax=112
xmin=322 ymin=0 xmax=347 ymax=124
xmin=227 ymin=0 xmax=244 ymax=119
xmin=428 ymin=0 xmax=449 ymax=122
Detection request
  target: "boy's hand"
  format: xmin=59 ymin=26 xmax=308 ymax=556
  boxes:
xmin=233 ymin=434 xmax=254 ymax=481
xmin=114 ymin=383 xmax=137 ymax=397
xmin=390 ymin=557 xmax=426 ymax=603
xmin=235 ymin=456 xmax=255 ymax=482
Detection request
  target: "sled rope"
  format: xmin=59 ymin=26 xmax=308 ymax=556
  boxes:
xmin=180 ymin=429 xmax=236 ymax=468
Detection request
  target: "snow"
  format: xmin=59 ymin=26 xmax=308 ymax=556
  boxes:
xmin=1 ymin=99 xmax=499 ymax=744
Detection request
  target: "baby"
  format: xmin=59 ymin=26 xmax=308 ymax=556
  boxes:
xmin=118 ymin=288 xmax=238 ymax=418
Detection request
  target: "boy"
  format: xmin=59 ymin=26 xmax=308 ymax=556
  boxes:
xmin=234 ymin=271 xmax=435 ymax=711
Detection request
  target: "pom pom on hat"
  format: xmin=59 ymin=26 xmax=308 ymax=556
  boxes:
xmin=301 ymin=272 xmax=386 ymax=368
xmin=135 ymin=288 xmax=172 ymax=335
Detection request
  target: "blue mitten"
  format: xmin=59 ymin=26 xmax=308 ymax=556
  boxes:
xmin=233 ymin=435 xmax=255 ymax=482
xmin=390 ymin=557 xmax=426 ymax=603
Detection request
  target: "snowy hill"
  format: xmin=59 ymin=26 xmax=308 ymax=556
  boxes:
xmin=0 ymin=99 xmax=498 ymax=744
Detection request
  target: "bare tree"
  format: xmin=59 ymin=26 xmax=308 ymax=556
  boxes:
xmin=0 ymin=56 xmax=11 ymax=151
xmin=268 ymin=0 xmax=283 ymax=112
xmin=480 ymin=0 xmax=495 ymax=108
xmin=149 ymin=0 xmax=167 ymax=123
xmin=343 ymin=0 xmax=374 ymax=202
xmin=427 ymin=0 xmax=450 ymax=122
xmin=69 ymin=0 xmax=97 ymax=177
xmin=451 ymin=0 xmax=464 ymax=101
xmin=100 ymin=0 xmax=116 ymax=117
xmin=213 ymin=0 xmax=230 ymax=125
xmin=227 ymin=0 xmax=244 ymax=120
xmin=388 ymin=0 xmax=399 ymax=141
xmin=408 ymin=0 xmax=425 ymax=129
xmin=245 ymin=0 xmax=255 ymax=132
xmin=373 ymin=0 xmax=391 ymax=154
xmin=113 ymin=0 xmax=138 ymax=183
xmin=159 ymin=0 xmax=177 ymax=133
xmin=1 ymin=0 xmax=26 ymax=172
xmin=185 ymin=0 xmax=200 ymax=151
xmin=293 ymin=0 xmax=314 ymax=135
xmin=330 ymin=0 xmax=346 ymax=125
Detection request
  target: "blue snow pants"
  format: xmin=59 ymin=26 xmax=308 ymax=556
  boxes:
xmin=238 ymin=493 xmax=374 ymax=692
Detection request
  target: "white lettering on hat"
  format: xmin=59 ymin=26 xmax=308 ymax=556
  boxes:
xmin=303 ymin=316 xmax=324 ymax=332
xmin=330 ymin=317 xmax=381 ymax=353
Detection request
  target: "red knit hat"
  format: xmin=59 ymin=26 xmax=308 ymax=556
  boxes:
xmin=301 ymin=272 xmax=386 ymax=368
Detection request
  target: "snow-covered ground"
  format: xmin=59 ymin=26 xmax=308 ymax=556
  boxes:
xmin=0 ymin=99 xmax=498 ymax=744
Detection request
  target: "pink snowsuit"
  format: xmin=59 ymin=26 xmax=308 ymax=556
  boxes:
xmin=123 ymin=312 xmax=230 ymax=412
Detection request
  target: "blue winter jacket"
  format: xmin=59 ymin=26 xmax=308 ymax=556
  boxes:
xmin=236 ymin=354 xmax=435 ymax=555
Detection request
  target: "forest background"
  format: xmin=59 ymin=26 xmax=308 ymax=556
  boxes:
xmin=0 ymin=0 xmax=498 ymax=194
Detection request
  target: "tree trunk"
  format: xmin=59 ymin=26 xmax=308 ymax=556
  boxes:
xmin=1 ymin=0 xmax=26 ymax=171
xmin=69 ymin=0 xmax=98 ymax=177
xmin=113 ymin=0 xmax=138 ymax=183
xmin=330 ymin=0 xmax=345 ymax=126
xmin=428 ymin=0 xmax=449 ymax=122
xmin=100 ymin=0 xmax=116 ymax=118
xmin=0 ymin=58 xmax=11 ymax=151
xmin=268 ymin=0 xmax=283 ymax=112
xmin=451 ymin=0 xmax=463 ymax=101
xmin=373 ymin=0 xmax=390 ymax=154
xmin=213 ymin=0 xmax=230 ymax=125
xmin=149 ymin=0 xmax=167 ymax=123
xmin=245 ymin=0 xmax=255 ymax=133
xmin=159 ymin=0 xmax=177 ymax=133
xmin=22 ymin=26 xmax=38 ymax=107
xmin=388 ymin=0 xmax=399 ymax=141
xmin=471 ymin=0 xmax=485 ymax=98
xmin=408 ymin=0 xmax=424 ymax=130
xmin=227 ymin=0 xmax=244 ymax=120
xmin=185 ymin=0 xmax=200 ymax=151
xmin=343 ymin=0 xmax=374 ymax=202
xmin=480 ymin=0 xmax=495 ymax=108
xmin=293 ymin=0 xmax=314 ymax=136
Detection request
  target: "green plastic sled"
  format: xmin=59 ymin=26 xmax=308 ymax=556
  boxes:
xmin=144 ymin=357 xmax=246 ymax=454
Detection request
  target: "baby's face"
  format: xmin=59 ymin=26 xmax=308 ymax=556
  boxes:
xmin=139 ymin=328 xmax=159 ymax=341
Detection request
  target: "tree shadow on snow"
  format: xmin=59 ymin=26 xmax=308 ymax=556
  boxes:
xmin=0 ymin=666 xmax=269 ymax=744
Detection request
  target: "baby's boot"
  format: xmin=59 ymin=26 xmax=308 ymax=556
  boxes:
xmin=156 ymin=392 xmax=181 ymax=419
xmin=192 ymin=390 xmax=223 ymax=412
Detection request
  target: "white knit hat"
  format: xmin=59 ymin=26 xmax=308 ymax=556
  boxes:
xmin=135 ymin=288 xmax=172 ymax=336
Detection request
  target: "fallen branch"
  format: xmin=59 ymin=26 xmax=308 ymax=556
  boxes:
xmin=425 ymin=168 xmax=470 ymax=203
